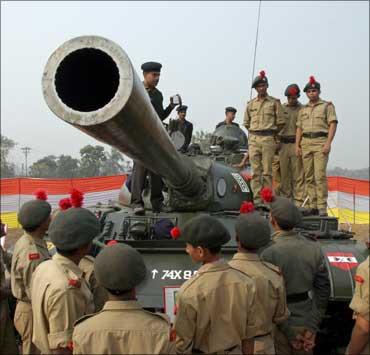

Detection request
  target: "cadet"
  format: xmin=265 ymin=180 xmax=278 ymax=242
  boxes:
xmin=280 ymin=84 xmax=305 ymax=206
xmin=296 ymin=76 xmax=338 ymax=216
xmin=346 ymin=255 xmax=369 ymax=355
xmin=216 ymin=106 xmax=240 ymax=128
xmin=131 ymin=61 xmax=177 ymax=215
xmin=1 ymin=245 xmax=19 ymax=355
xmin=11 ymin=190 xmax=52 ymax=354
xmin=272 ymin=154 xmax=281 ymax=195
xmin=31 ymin=207 xmax=98 ymax=354
xmin=229 ymin=208 xmax=290 ymax=354
xmin=73 ymin=244 xmax=174 ymax=354
xmin=244 ymin=70 xmax=285 ymax=204
xmin=168 ymin=105 xmax=193 ymax=153
xmin=174 ymin=215 xmax=257 ymax=354
xmin=260 ymin=192 xmax=331 ymax=354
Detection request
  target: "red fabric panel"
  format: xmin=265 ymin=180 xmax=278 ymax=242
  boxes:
xmin=328 ymin=176 xmax=369 ymax=196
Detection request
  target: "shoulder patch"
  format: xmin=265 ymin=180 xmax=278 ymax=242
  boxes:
xmin=354 ymin=275 xmax=364 ymax=284
xmin=28 ymin=253 xmax=40 ymax=260
xmin=68 ymin=278 xmax=81 ymax=288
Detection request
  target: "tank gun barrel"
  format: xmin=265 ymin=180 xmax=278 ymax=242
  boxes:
xmin=42 ymin=35 xmax=202 ymax=196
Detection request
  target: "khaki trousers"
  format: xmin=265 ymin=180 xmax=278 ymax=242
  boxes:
xmin=272 ymin=154 xmax=281 ymax=195
xmin=301 ymin=137 xmax=329 ymax=210
xmin=274 ymin=326 xmax=313 ymax=355
xmin=14 ymin=301 xmax=40 ymax=354
xmin=279 ymin=143 xmax=306 ymax=206
xmin=0 ymin=299 xmax=19 ymax=355
xmin=249 ymin=135 xmax=276 ymax=204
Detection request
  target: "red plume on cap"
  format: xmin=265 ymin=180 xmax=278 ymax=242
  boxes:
xmin=309 ymin=76 xmax=316 ymax=85
xmin=240 ymin=201 xmax=255 ymax=214
xmin=259 ymin=70 xmax=266 ymax=78
xmin=34 ymin=189 xmax=48 ymax=201
xmin=170 ymin=226 xmax=181 ymax=240
xmin=70 ymin=188 xmax=84 ymax=208
xmin=261 ymin=187 xmax=274 ymax=203
xmin=59 ymin=198 xmax=72 ymax=211
xmin=288 ymin=87 xmax=298 ymax=96
xmin=106 ymin=240 xmax=118 ymax=246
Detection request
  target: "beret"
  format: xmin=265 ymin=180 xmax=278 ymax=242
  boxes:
xmin=95 ymin=244 xmax=146 ymax=292
xmin=177 ymin=105 xmax=188 ymax=112
xmin=304 ymin=76 xmax=321 ymax=92
xmin=235 ymin=212 xmax=271 ymax=249
xmin=180 ymin=215 xmax=230 ymax=248
xmin=141 ymin=61 xmax=162 ymax=72
xmin=270 ymin=197 xmax=302 ymax=229
xmin=48 ymin=207 xmax=100 ymax=250
xmin=225 ymin=106 xmax=237 ymax=113
xmin=284 ymin=84 xmax=301 ymax=97
xmin=252 ymin=70 xmax=269 ymax=89
xmin=18 ymin=200 xmax=51 ymax=230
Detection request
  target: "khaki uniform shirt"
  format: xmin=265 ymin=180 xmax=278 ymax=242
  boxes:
xmin=244 ymin=95 xmax=285 ymax=131
xmin=11 ymin=233 xmax=50 ymax=302
xmin=73 ymin=300 xmax=174 ymax=354
xmin=79 ymin=256 xmax=108 ymax=312
xmin=174 ymin=260 xmax=258 ymax=354
xmin=280 ymin=102 xmax=302 ymax=137
xmin=31 ymin=253 xmax=94 ymax=354
xmin=349 ymin=256 xmax=369 ymax=355
xmin=229 ymin=252 xmax=290 ymax=335
xmin=296 ymin=99 xmax=338 ymax=133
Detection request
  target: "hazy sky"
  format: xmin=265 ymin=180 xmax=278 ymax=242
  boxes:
xmin=1 ymin=1 xmax=369 ymax=169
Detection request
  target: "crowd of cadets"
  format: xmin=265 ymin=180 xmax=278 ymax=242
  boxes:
xmin=0 ymin=187 xmax=369 ymax=355
xmin=0 ymin=63 xmax=368 ymax=355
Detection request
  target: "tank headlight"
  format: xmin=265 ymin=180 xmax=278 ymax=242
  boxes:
xmin=217 ymin=178 xmax=227 ymax=197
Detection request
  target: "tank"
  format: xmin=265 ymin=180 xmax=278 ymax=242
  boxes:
xmin=42 ymin=35 xmax=368 ymax=354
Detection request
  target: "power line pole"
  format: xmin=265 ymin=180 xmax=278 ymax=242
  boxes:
xmin=21 ymin=147 xmax=31 ymax=177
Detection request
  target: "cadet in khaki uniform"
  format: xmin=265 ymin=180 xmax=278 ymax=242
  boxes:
xmin=31 ymin=207 xmax=98 ymax=354
xmin=280 ymin=84 xmax=305 ymax=206
xmin=11 ymin=192 xmax=52 ymax=354
xmin=229 ymin=209 xmax=290 ymax=354
xmin=1 ymin=245 xmax=19 ymax=355
xmin=174 ymin=215 xmax=258 ymax=354
xmin=296 ymin=76 xmax=338 ymax=215
xmin=346 ymin=256 xmax=369 ymax=355
xmin=272 ymin=154 xmax=281 ymax=194
xmin=260 ymin=193 xmax=331 ymax=354
xmin=244 ymin=70 xmax=285 ymax=203
xmin=73 ymin=244 xmax=174 ymax=354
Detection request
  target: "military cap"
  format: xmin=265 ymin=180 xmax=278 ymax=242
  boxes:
xmin=252 ymin=70 xmax=268 ymax=89
xmin=284 ymin=83 xmax=301 ymax=97
xmin=270 ymin=196 xmax=302 ymax=229
xmin=235 ymin=212 xmax=271 ymax=249
xmin=141 ymin=61 xmax=162 ymax=72
xmin=18 ymin=199 xmax=51 ymax=230
xmin=95 ymin=244 xmax=146 ymax=292
xmin=180 ymin=215 xmax=230 ymax=248
xmin=177 ymin=105 xmax=188 ymax=112
xmin=225 ymin=106 xmax=237 ymax=113
xmin=303 ymin=76 xmax=321 ymax=92
xmin=48 ymin=207 xmax=100 ymax=251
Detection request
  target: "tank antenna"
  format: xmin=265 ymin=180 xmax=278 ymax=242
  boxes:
xmin=250 ymin=0 xmax=262 ymax=100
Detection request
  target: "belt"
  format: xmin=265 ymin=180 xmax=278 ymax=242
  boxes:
xmin=302 ymin=132 xmax=328 ymax=139
xmin=249 ymin=130 xmax=276 ymax=136
xmin=287 ymin=291 xmax=309 ymax=303
xmin=193 ymin=345 xmax=238 ymax=354
xmin=280 ymin=136 xmax=296 ymax=144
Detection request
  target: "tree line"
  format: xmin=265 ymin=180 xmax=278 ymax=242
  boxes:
xmin=1 ymin=135 xmax=130 ymax=178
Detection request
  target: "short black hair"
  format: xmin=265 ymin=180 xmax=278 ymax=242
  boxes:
xmin=23 ymin=225 xmax=40 ymax=233
xmin=274 ymin=217 xmax=294 ymax=231
xmin=207 ymin=245 xmax=222 ymax=254
xmin=56 ymin=247 xmax=79 ymax=257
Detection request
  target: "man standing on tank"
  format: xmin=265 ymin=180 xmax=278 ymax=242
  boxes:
xmin=131 ymin=62 xmax=178 ymax=215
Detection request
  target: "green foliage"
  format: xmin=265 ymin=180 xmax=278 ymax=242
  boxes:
xmin=29 ymin=155 xmax=58 ymax=178
xmin=101 ymin=148 xmax=126 ymax=176
xmin=57 ymin=155 xmax=80 ymax=178
xmin=0 ymin=135 xmax=16 ymax=178
xmin=79 ymin=145 xmax=107 ymax=177
xmin=192 ymin=130 xmax=213 ymax=153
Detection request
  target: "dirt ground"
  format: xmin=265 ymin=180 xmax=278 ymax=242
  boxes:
xmin=4 ymin=224 xmax=369 ymax=249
